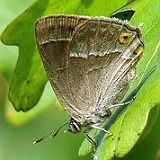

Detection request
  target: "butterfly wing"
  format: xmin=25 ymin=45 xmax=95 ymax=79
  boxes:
xmin=35 ymin=15 xmax=90 ymax=122
xmin=68 ymin=18 xmax=143 ymax=117
xmin=35 ymin=15 xmax=143 ymax=124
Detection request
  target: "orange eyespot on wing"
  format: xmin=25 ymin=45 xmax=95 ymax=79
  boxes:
xmin=119 ymin=32 xmax=133 ymax=44
xmin=134 ymin=46 xmax=144 ymax=60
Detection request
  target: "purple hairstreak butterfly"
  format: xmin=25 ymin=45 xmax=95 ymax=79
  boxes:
xmin=33 ymin=15 xmax=144 ymax=149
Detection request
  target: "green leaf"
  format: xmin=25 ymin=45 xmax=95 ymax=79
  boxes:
xmin=1 ymin=0 xmax=50 ymax=111
xmin=4 ymin=82 xmax=61 ymax=126
xmin=0 ymin=0 xmax=37 ymax=81
xmin=0 ymin=0 xmax=128 ymax=111
xmin=79 ymin=0 xmax=160 ymax=159
xmin=118 ymin=106 xmax=160 ymax=160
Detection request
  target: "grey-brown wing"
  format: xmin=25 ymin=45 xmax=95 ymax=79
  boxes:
xmin=67 ymin=18 xmax=142 ymax=115
xmin=35 ymin=15 xmax=143 ymax=123
xmin=35 ymin=15 xmax=90 ymax=122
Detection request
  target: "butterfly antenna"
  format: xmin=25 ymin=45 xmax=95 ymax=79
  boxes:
xmin=33 ymin=121 xmax=69 ymax=145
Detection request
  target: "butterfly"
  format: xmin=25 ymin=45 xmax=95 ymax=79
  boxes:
xmin=33 ymin=15 xmax=144 ymax=149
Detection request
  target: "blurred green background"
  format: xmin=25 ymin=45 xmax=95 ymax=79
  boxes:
xmin=0 ymin=0 xmax=160 ymax=160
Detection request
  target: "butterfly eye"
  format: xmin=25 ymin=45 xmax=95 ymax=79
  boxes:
xmin=119 ymin=32 xmax=133 ymax=44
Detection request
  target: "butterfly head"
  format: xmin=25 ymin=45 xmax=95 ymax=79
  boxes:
xmin=68 ymin=118 xmax=82 ymax=133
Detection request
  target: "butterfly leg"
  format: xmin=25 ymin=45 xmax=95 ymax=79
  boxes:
xmin=107 ymin=96 xmax=136 ymax=110
xmin=91 ymin=124 xmax=112 ymax=135
xmin=84 ymin=130 xmax=97 ymax=151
